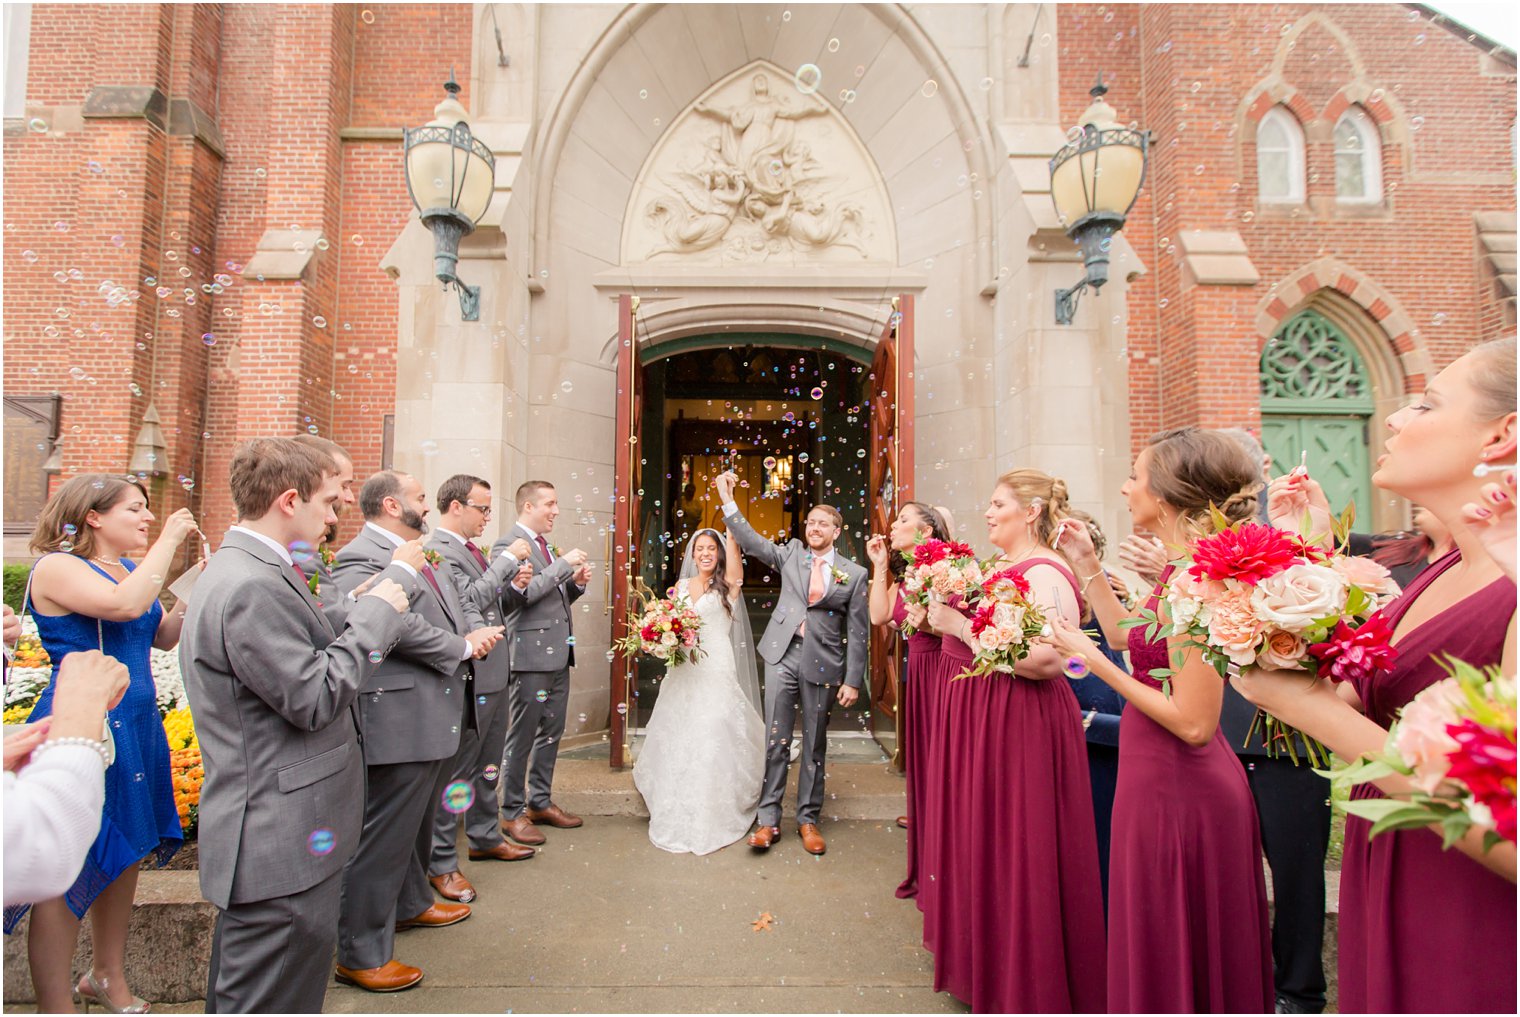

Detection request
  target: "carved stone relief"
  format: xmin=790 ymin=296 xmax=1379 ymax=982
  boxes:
xmin=623 ymin=62 xmax=894 ymax=266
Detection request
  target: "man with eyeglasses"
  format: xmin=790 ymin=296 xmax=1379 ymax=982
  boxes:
xmin=426 ymin=475 xmax=538 ymax=904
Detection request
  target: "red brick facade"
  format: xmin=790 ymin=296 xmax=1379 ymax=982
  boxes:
xmin=5 ymin=3 xmax=1514 ymax=548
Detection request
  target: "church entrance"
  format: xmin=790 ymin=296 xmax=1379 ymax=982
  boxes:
xmin=608 ymin=297 xmax=916 ymax=769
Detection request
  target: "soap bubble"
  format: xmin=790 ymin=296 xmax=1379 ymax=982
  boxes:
xmin=441 ymin=781 xmax=475 ymax=813
xmin=535 ymin=688 xmax=549 ymax=703
xmin=368 ymin=650 xmax=384 ymax=664
xmin=794 ymin=63 xmax=822 ymax=95
xmin=1062 ymin=655 xmax=1090 ymax=679
xmin=307 ymin=828 xmax=337 ymax=855
xmin=482 ymin=764 xmax=499 ymax=782
xmin=810 ymin=386 xmax=824 ymax=400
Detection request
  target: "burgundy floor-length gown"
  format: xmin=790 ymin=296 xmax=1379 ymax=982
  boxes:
xmin=1339 ymin=548 xmax=1516 ymax=1013
xmin=924 ymin=561 xmax=1107 ymax=1014
xmin=894 ymin=590 xmax=944 ymax=905
xmin=1107 ymin=567 xmax=1273 ymax=1013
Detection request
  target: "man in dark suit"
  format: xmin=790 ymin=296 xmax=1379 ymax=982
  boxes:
xmin=493 ymin=480 xmax=591 ymax=846
xmin=427 ymin=474 xmax=538 ymax=903
xmin=180 ymin=438 xmax=412 ymax=1014
xmin=331 ymin=471 xmax=503 ymax=993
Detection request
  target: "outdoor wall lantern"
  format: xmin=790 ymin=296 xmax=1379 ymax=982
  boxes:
xmin=403 ymin=74 xmax=495 ymax=321
xmin=1048 ymin=75 xmax=1150 ymax=325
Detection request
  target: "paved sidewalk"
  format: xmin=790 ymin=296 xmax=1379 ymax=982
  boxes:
xmin=325 ymin=817 xmax=964 ymax=1014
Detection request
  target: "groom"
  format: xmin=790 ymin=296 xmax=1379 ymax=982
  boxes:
xmin=714 ymin=470 xmax=869 ymax=856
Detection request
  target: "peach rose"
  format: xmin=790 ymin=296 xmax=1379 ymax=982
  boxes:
xmin=1330 ymin=554 xmax=1399 ymax=596
xmin=1250 ymin=563 xmax=1348 ymax=635
xmin=1207 ymin=587 xmax=1267 ymax=665
xmin=976 ymin=625 xmax=1002 ymax=652
xmin=1257 ymin=628 xmax=1308 ymax=670
xmin=1393 ymin=677 xmax=1465 ymax=794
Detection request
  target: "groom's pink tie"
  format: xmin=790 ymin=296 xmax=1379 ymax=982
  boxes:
xmin=799 ymin=556 xmax=827 ymax=637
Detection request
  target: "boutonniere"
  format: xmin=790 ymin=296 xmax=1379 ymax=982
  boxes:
xmin=831 ymin=566 xmax=849 ymax=586
xmin=318 ymin=544 xmax=336 ymax=568
xmin=307 ymin=571 xmax=321 ymax=596
xmin=422 ymin=548 xmax=443 ymax=568
xmin=548 ymin=542 xmax=562 ymax=558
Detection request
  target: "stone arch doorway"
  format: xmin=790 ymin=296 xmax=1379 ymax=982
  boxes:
xmin=1259 ymin=308 xmax=1376 ymax=528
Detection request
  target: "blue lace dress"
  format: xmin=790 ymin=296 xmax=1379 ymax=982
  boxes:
xmin=4 ymin=557 xmax=182 ymax=931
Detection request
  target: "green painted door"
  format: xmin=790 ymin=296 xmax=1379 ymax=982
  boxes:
xmin=1260 ymin=311 xmax=1375 ymax=528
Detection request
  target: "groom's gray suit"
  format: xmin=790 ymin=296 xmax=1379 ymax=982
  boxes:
xmin=180 ymin=527 xmax=410 ymax=1014
xmin=721 ymin=503 xmax=870 ymax=827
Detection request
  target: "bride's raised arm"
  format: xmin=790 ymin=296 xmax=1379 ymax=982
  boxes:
xmin=724 ymin=532 xmax=744 ymax=595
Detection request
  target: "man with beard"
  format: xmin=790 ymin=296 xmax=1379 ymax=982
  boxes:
xmin=291 ymin=434 xmax=424 ymax=628
xmin=330 ymin=471 xmax=503 ymax=992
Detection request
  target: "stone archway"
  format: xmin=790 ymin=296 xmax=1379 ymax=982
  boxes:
xmin=1254 ymin=259 xmax=1423 ymax=530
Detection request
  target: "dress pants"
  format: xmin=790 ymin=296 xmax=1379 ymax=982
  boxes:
xmin=205 ymin=867 xmax=343 ymax=1014
xmin=431 ymin=689 xmax=512 ymax=874
xmin=500 ymin=666 xmax=570 ymax=817
xmin=337 ymin=757 xmax=448 ymax=970
xmin=757 ymin=637 xmax=834 ymax=827
xmin=1243 ymin=754 xmax=1331 ymax=1013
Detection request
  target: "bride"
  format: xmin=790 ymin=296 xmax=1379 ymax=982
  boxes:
xmin=633 ymin=527 xmax=766 ymax=855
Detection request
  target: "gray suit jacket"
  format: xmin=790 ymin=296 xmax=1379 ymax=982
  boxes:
xmin=492 ymin=526 xmax=584 ymax=672
xmin=332 ymin=526 xmax=477 ymax=766
xmin=723 ymin=507 xmax=870 ymax=689
xmin=179 ymin=529 xmax=405 ymax=909
xmin=428 ymin=531 xmax=520 ymax=695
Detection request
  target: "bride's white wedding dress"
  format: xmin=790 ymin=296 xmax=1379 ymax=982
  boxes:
xmin=633 ymin=579 xmax=766 ymax=855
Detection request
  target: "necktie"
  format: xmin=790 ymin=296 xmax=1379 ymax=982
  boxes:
xmin=799 ymin=557 xmax=827 ymax=637
xmin=292 ymin=562 xmax=313 ymax=593
xmin=536 ymin=535 xmax=553 ymax=563
xmin=420 ymin=563 xmax=444 ymax=600
xmin=465 ymin=541 xmax=489 ymax=570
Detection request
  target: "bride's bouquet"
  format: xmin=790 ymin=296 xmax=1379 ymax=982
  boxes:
xmin=614 ymin=581 xmax=705 ymax=667
xmin=1137 ymin=512 xmax=1400 ymax=765
xmin=1329 ymin=658 xmax=1516 ymax=849
xmin=955 ymin=566 xmax=1050 ymax=678
xmin=900 ymin=538 xmax=986 ymax=636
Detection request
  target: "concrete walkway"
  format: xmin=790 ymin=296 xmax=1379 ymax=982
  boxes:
xmin=325 ymin=817 xmax=964 ymax=1014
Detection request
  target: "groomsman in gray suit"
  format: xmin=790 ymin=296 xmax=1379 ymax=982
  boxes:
xmin=331 ymin=471 xmax=504 ymax=993
xmin=180 ymin=438 xmax=412 ymax=1014
xmin=426 ymin=474 xmax=538 ymax=903
xmin=493 ymin=480 xmax=592 ymax=846
xmin=714 ymin=470 xmax=869 ymax=857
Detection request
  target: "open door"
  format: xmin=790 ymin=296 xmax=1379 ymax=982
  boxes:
xmin=867 ymin=295 xmax=914 ymax=769
xmin=609 ymin=295 xmax=642 ymax=768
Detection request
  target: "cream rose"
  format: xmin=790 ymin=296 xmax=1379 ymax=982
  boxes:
xmin=977 ymin=626 xmax=1002 ymax=652
xmin=1250 ymin=563 xmax=1348 ymax=635
xmin=661 ymin=631 xmax=678 ymax=647
xmin=1207 ymin=587 xmax=1266 ymax=665
xmin=1257 ymin=628 xmax=1308 ymax=670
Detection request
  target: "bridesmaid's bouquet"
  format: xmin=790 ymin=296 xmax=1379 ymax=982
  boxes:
xmin=614 ymin=582 xmax=705 ymax=667
xmin=955 ymin=566 xmax=1050 ymax=679
xmin=900 ymin=537 xmax=986 ymax=636
xmin=1329 ymin=658 xmax=1516 ymax=849
xmin=1140 ymin=512 xmax=1400 ymax=764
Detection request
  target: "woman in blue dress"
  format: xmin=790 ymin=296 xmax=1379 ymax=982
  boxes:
xmin=9 ymin=475 xmax=200 ymax=1013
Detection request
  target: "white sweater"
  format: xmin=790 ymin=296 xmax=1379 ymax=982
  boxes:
xmin=3 ymin=745 xmax=106 ymax=906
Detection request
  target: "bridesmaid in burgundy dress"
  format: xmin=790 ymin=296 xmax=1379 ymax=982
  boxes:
xmin=1049 ymin=428 xmax=1274 ymax=1012
xmin=864 ymin=502 xmax=949 ymax=907
xmin=1236 ymin=335 xmax=1516 ymax=1012
xmin=922 ymin=470 xmax=1106 ymax=1013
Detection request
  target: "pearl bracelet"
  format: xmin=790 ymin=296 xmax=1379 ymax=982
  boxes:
xmin=30 ymin=736 xmax=111 ymax=767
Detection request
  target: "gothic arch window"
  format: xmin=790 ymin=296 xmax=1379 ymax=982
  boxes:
xmin=1260 ymin=310 xmax=1375 ymax=524
xmin=1334 ymin=107 xmax=1382 ymax=203
xmin=1257 ymin=106 xmax=1306 ymax=204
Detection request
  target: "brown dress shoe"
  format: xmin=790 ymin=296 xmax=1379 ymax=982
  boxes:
xmin=334 ymin=959 xmax=423 ymax=992
xmin=748 ymin=824 xmax=781 ymax=850
xmin=525 ymin=802 xmax=583 ymax=828
xmin=469 ymin=840 xmax=536 ymax=861
xmin=395 ymin=901 xmax=471 ymax=931
xmin=896 ymin=815 xmax=910 ymax=829
xmin=428 ymin=871 xmax=476 ymax=903
xmin=798 ymin=822 xmax=827 ymax=855
xmin=501 ymin=815 xmax=546 ymax=846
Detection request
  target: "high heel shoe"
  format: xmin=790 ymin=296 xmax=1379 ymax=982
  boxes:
xmin=75 ymin=972 xmax=151 ymax=1014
